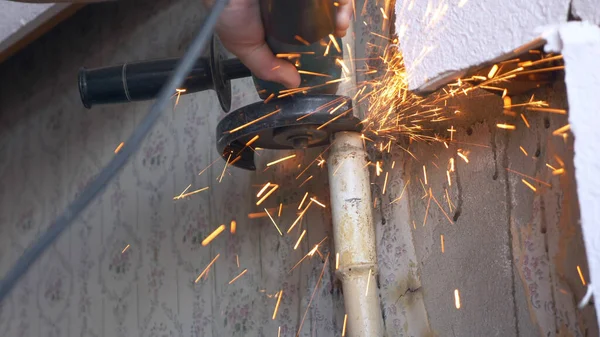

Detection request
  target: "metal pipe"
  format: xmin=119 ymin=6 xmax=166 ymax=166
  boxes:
xmin=327 ymin=131 xmax=384 ymax=337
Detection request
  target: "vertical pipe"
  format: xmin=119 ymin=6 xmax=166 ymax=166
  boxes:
xmin=327 ymin=131 xmax=384 ymax=337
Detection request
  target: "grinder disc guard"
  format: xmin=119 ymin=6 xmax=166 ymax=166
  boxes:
xmin=217 ymin=95 xmax=361 ymax=170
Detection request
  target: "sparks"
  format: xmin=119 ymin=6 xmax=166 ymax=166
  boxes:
xmin=267 ymin=154 xmax=296 ymax=167
xmin=265 ymin=208 xmax=283 ymax=236
xmin=457 ymin=151 xmax=469 ymax=163
xmin=382 ymin=172 xmax=389 ymax=194
xmin=195 ymin=254 xmax=220 ymax=283
xmin=497 ymin=123 xmax=516 ymax=130
xmin=577 ymin=265 xmax=586 ymax=286
xmin=294 ymin=230 xmax=307 ymax=250
xmin=201 ymin=224 xmax=226 ymax=246
xmin=521 ymin=179 xmax=537 ymax=192
xmin=335 ymin=252 xmax=340 ymax=270
xmin=423 ymin=165 xmax=428 ymax=185
xmin=441 ymin=235 xmax=445 ymax=253
xmin=342 ymin=314 xmax=348 ymax=336
xmin=365 ymin=268 xmax=372 ymax=297
xmin=256 ymin=185 xmax=279 ymax=206
xmin=390 ymin=179 xmax=410 ymax=204
xmin=287 ymin=201 xmax=312 ymax=233
xmin=487 ymin=64 xmax=499 ymax=78
xmin=299 ymin=192 xmax=309 ymax=210
xmin=228 ymin=268 xmax=248 ymax=285
xmin=114 ymin=142 xmax=125 ymax=154
xmin=296 ymin=253 xmax=328 ymax=336
xmin=228 ymin=109 xmax=280 ymax=133
xmin=257 ymin=182 xmax=272 ymax=197
xmin=329 ymin=34 xmax=341 ymax=53
xmin=310 ymin=197 xmax=327 ymax=208
xmin=173 ymin=186 xmax=210 ymax=200
xmin=272 ymin=290 xmax=283 ymax=319
xmin=519 ymin=146 xmax=528 ymax=156
xmin=520 ymin=114 xmax=531 ymax=128
xmin=121 ymin=244 xmax=130 ymax=254
xmin=294 ymin=35 xmax=310 ymax=45
xmin=552 ymin=124 xmax=571 ymax=136
xmin=454 ymin=289 xmax=461 ymax=309
xmin=230 ymin=220 xmax=237 ymax=234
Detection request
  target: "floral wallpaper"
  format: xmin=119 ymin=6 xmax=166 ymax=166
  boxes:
xmin=0 ymin=0 xmax=596 ymax=336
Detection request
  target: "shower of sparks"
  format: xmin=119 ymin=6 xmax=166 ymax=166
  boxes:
xmin=267 ymin=154 xmax=296 ymax=167
xmin=195 ymin=254 xmax=220 ymax=283
xmin=423 ymin=165 xmax=428 ymax=185
xmin=121 ymin=244 xmax=130 ymax=254
xmin=202 ymin=224 xmax=226 ymax=246
xmin=342 ymin=314 xmax=348 ymax=336
xmin=272 ymin=290 xmax=283 ymax=319
xmin=441 ymin=235 xmax=445 ymax=253
xmin=552 ymin=168 xmax=565 ymax=176
xmin=114 ymin=142 xmax=124 ymax=154
xmin=230 ymin=220 xmax=237 ymax=234
xmin=173 ymin=187 xmax=209 ymax=200
xmin=310 ymin=197 xmax=327 ymax=208
xmin=454 ymin=289 xmax=461 ymax=309
xmin=278 ymin=203 xmax=283 ymax=217
xmin=335 ymin=252 xmax=340 ymax=270
xmin=521 ymin=179 xmax=537 ymax=192
xmin=257 ymin=185 xmax=279 ymax=206
xmin=446 ymin=170 xmax=452 ymax=186
xmin=228 ymin=268 xmax=248 ymax=285
xmin=265 ymin=208 xmax=283 ymax=236
xmin=294 ymin=230 xmax=307 ymax=250
xmin=577 ymin=265 xmax=587 ymax=286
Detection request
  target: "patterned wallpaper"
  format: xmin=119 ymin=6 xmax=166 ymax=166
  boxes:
xmin=0 ymin=0 xmax=596 ymax=336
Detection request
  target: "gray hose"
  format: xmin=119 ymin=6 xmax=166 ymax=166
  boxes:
xmin=0 ymin=0 xmax=229 ymax=303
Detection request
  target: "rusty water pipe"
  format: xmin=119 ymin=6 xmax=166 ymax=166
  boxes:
xmin=327 ymin=131 xmax=384 ymax=336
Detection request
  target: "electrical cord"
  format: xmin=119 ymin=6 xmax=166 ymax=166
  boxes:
xmin=0 ymin=0 xmax=229 ymax=304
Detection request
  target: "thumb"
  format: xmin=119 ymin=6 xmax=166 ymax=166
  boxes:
xmin=237 ymin=43 xmax=301 ymax=89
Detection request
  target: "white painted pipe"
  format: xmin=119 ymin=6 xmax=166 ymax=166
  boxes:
xmin=327 ymin=131 xmax=384 ymax=337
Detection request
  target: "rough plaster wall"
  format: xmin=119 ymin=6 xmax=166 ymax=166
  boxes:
xmin=572 ymin=0 xmax=600 ymax=24
xmin=384 ymin=84 xmax=597 ymax=336
xmin=394 ymin=0 xmax=571 ymax=92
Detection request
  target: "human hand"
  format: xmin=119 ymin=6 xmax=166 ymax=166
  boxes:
xmin=211 ymin=0 xmax=353 ymax=89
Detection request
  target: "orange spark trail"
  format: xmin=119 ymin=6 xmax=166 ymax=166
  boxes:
xmin=296 ymin=253 xmax=329 ymax=337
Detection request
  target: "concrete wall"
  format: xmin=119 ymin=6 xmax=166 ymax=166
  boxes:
xmin=0 ymin=0 xmax=596 ymax=336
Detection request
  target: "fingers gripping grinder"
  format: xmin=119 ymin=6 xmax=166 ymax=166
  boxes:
xmin=78 ymin=1 xmax=383 ymax=336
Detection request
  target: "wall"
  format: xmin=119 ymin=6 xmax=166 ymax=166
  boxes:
xmin=0 ymin=0 xmax=596 ymax=336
